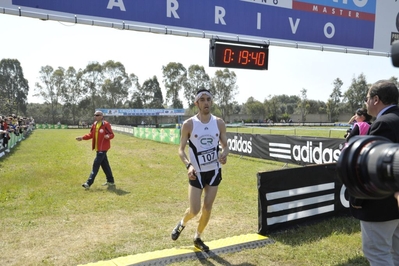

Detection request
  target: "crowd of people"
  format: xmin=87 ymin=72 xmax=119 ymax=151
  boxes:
xmin=0 ymin=114 xmax=35 ymax=151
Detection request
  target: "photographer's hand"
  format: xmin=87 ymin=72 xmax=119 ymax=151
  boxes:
xmin=348 ymin=115 xmax=356 ymax=124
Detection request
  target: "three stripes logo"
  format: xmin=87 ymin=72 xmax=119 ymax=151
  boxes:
xmin=266 ymin=182 xmax=336 ymax=226
xmin=269 ymin=142 xmax=291 ymax=160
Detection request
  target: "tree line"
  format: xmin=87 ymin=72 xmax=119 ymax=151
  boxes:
xmin=1 ymin=58 xmax=398 ymax=124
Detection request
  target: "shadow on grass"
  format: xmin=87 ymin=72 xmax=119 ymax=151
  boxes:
xmin=269 ymin=216 xmax=361 ymax=246
xmin=0 ymin=145 xmax=17 ymax=163
xmin=106 ymin=185 xmax=130 ymax=195
xmin=268 ymin=216 xmax=368 ymax=265
xmin=195 ymin=251 xmax=257 ymax=266
xmin=335 ymin=256 xmax=369 ymax=266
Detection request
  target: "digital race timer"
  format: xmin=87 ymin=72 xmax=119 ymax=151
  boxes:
xmin=209 ymin=39 xmax=269 ymax=70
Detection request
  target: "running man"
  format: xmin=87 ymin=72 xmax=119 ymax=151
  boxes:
xmin=171 ymin=89 xmax=229 ymax=252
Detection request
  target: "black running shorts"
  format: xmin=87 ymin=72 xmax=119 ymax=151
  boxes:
xmin=189 ymin=168 xmax=222 ymax=189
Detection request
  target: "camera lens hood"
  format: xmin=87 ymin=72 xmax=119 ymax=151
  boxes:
xmin=337 ymin=135 xmax=392 ymax=199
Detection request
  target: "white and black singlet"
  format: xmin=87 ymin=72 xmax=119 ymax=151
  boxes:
xmin=188 ymin=115 xmax=222 ymax=188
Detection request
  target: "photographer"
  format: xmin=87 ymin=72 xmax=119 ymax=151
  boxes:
xmin=350 ymin=80 xmax=399 ymax=266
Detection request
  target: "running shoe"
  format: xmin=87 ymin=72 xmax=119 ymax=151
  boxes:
xmin=102 ymin=182 xmax=115 ymax=186
xmin=171 ymin=221 xmax=185 ymax=241
xmin=193 ymin=238 xmax=209 ymax=252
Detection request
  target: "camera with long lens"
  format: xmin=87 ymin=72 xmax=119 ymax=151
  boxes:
xmin=337 ymin=136 xmax=399 ymax=199
xmin=337 ymin=42 xmax=399 ymax=199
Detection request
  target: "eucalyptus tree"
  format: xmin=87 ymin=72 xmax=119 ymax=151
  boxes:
xmin=62 ymin=67 xmax=83 ymax=124
xmin=297 ymin=88 xmax=309 ymax=122
xmin=101 ymin=60 xmax=131 ymax=108
xmin=327 ymin=78 xmax=343 ymax=122
xmin=81 ymin=62 xmax=104 ymax=113
xmin=245 ymin=97 xmax=265 ymax=122
xmin=183 ymin=65 xmax=210 ymax=108
xmin=343 ymin=73 xmax=368 ymax=113
xmin=35 ymin=65 xmax=65 ymax=123
xmin=307 ymin=100 xmax=326 ymax=114
xmin=141 ymin=76 xmax=163 ymax=108
xmin=162 ymin=62 xmax=186 ymax=108
xmin=141 ymin=76 xmax=163 ymax=124
xmin=0 ymin=59 xmax=29 ymax=115
xmin=274 ymin=94 xmax=300 ymax=115
xmin=211 ymin=68 xmax=238 ymax=121
xmin=127 ymin=73 xmax=143 ymax=108
xmin=264 ymin=95 xmax=279 ymax=122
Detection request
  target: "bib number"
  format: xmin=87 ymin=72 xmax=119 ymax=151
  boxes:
xmin=198 ymin=148 xmax=217 ymax=166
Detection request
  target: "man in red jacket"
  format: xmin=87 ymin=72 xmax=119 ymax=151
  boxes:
xmin=76 ymin=111 xmax=115 ymax=189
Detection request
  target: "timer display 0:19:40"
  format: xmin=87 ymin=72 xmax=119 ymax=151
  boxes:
xmin=212 ymin=43 xmax=269 ymax=70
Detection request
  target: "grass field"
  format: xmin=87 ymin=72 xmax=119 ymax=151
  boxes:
xmin=227 ymin=126 xmax=347 ymax=139
xmin=0 ymin=128 xmax=368 ymax=266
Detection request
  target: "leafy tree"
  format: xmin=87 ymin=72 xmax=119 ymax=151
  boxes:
xmin=307 ymin=100 xmax=325 ymax=114
xmin=141 ymin=76 xmax=163 ymax=108
xmin=0 ymin=59 xmax=29 ymax=115
xmin=327 ymin=78 xmax=343 ymax=122
xmin=62 ymin=67 xmax=83 ymax=124
xmin=231 ymin=101 xmax=242 ymax=115
xmin=127 ymin=73 xmax=143 ymax=109
xmin=162 ymin=62 xmax=186 ymax=108
xmin=274 ymin=94 xmax=299 ymax=115
xmin=183 ymin=65 xmax=210 ymax=108
xmin=26 ymin=103 xmax=48 ymax=122
xmin=81 ymin=62 xmax=104 ymax=112
xmin=140 ymin=76 xmax=164 ymax=124
xmin=297 ymin=88 xmax=309 ymax=122
xmin=245 ymin=97 xmax=265 ymax=122
xmin=211 ymin=68 xmax=238 ymax=121
xmin=264 ymin=96 xmax=279 ymax=122
xmin=35 ymin=65 xmax=63 ymax=123
xmin=343 ymin=73 xmax=368 ymax=113
xmin=101 ymin=60 xmax=130 ymax=109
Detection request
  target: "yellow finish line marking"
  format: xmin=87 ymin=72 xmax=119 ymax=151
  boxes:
xmin=79 ymin=234 xmax=273 ymax=266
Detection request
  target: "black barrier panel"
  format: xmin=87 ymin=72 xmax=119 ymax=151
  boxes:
xmin=257 ymin=163 xmax=350 ymax=235
xmin=226 ymin=133 xmax=345 ymax=166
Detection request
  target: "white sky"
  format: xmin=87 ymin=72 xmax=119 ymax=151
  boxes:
xmin=1 ymin=14 xmax=399 ymax=106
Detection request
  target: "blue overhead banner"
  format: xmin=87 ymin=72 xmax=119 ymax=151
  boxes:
xmin=2 ymin=0 xmax=397 ymax=54
xmin=11 ymin=0 xmax=376 ymax=49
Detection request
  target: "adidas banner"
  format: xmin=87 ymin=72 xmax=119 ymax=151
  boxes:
xmin=226 ymin=133 xmax=344 ymax=166
xmin=257 ymin=163 xmax=349 ymax=235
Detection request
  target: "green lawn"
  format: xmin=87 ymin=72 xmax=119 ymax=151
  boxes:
xmin=0 ymin=129 xmax=366 ymax=266
xmin=227 ymin=126 xmax=346 ymax=139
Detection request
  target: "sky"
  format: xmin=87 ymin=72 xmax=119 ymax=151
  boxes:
xmin=1 ymin=13 xmax=399 ymax=106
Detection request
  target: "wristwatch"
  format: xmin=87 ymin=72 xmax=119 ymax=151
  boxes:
xmin=186 ymin=163 xmax=192 ymax=169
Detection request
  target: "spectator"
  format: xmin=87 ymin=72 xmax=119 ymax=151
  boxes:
xmin=350 ymin=80 xmax=399 ymax=265
xmin=76 ymin=111 xmax=116 ymax=190
xmin=345 ymin=108 xmax=372 ymax=141
xmin=2 ymin=117 xmax=13 ymax=152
